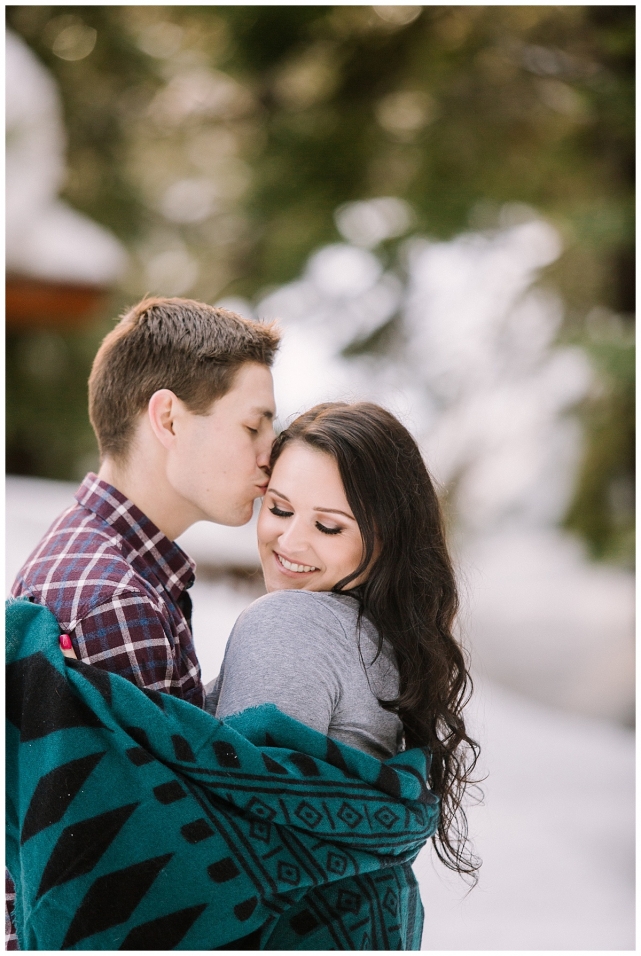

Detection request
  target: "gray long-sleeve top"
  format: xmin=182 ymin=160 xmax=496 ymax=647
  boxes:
xmin=206 ymin=589 xmax=404 ymax=760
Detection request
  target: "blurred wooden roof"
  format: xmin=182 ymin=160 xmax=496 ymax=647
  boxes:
xmin=6 ymin=275 xmax=108 ymax=330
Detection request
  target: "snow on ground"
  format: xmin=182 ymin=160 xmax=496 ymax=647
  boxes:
xmin=414 ymin=680 xmax=634 ymax=950
xmin=6 ymin=476 xmax=635 ymax=950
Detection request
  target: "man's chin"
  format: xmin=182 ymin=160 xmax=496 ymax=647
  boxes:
xmin=205 ymin=504 xmax=254 ymax=527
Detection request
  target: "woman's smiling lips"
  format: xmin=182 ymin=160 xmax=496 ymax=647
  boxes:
xmin=274 ymin=551 xmax=319 ymax=574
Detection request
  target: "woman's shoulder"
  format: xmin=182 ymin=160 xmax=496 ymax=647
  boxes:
xmin=244 ymin=588 xmax=354 ymax=608
xmin=234 ymin=589 xmax=359 ymax=635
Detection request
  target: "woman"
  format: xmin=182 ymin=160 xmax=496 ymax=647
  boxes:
xmin=208 ymin=401 xmax=480 ymax=882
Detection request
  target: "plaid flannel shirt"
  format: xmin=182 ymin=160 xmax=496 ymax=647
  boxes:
xmin=7 ymin=473 xmax=205 ymax=947
xmin=10 ymin=472 xmax=204 ymax=704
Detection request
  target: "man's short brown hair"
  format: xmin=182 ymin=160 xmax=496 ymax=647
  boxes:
xmin=89 ymin=296 xmax=280 ymax=462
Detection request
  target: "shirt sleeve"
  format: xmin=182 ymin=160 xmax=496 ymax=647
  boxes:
xmin=204 ymin=676 xmax=220 ymax=716
xmin=5 ymin=871 xmax=18 ymax=950
xmin=69 ymin=589 xmax=179 ymax=694
xmin=214 ymin=592 xmax=345 ymax=735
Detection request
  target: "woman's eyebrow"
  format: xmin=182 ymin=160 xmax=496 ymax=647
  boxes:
xmin=314 ymin=507 xmax=356 ymax=521
xmin=269 ymin=489 xmax=355 ymax=522
xmin=268 ymin=487 xmax=290 ymax=502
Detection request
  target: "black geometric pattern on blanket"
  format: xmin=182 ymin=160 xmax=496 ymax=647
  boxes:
xmin=6 ymin=599 xmax=438 ymax=950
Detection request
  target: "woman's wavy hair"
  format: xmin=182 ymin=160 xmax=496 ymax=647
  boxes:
xmin=270 ymin=401 xmax=481 ymax=882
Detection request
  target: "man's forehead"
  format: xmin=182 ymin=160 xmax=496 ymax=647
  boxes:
xmin=228 ymin=362 xmax=276 ymax=414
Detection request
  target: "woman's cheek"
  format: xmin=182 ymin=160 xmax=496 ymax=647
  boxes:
xmin=256 ymin=503 xmax=273 ymax=541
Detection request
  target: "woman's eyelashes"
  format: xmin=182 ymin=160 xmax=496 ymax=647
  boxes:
xmin=269 ymin=504 xmax=293 ymax=517
xmin=316 ymin=521 xmax=342 ymax=535
xmin=268 ymin=504 xmax=342 ymax=535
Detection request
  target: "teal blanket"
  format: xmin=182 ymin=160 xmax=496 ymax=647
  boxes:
xmin=6 ymin=599 xmax=438 ymax=950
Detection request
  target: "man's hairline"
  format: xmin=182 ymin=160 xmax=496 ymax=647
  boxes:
xmin=158 ymin=355 xmax=274 ymax=407
xmin=100 ymin=357 xmax=275 ymax=466
xmin=185 ymin=357 xmax=275 ymax=418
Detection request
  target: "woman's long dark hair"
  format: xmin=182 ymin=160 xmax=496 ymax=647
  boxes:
xmin=270 ymin=402 xmax=481 ymax=882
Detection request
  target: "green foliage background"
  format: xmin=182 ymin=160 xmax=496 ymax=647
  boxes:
xmin=6 ymin=5 xmax=634 ymax=566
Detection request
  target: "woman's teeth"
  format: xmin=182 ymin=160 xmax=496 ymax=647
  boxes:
xmin=277 ymin=554 xmax=318 ymax=573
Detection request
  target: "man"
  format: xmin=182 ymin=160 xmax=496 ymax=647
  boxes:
xmin=6 ymin=296 xmax=279 ymax=948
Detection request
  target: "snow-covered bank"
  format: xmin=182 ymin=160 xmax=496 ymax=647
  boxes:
xmin=457 ymin=528 xmax=634 ymax=725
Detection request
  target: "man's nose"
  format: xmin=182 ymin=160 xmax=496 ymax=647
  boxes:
xmin=257 ymin=424 xmax=276 ymax=470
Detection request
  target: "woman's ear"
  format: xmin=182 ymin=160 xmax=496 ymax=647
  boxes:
xmin=147 ymin=389 xmax=180 ymax=450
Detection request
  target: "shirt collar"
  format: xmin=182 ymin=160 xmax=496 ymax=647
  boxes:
xmin=75 ymin=473 xmax=196 ymax=600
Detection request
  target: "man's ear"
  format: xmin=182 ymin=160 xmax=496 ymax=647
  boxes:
xmin=147 ymin=389 xmax=180 ymax=450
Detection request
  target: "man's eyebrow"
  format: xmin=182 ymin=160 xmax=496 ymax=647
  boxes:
xmin=250 ymin=407 xmax=274 ymax=420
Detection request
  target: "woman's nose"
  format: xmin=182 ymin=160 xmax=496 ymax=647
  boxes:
xmin=277 ymin=518 xmax=310 ymax=554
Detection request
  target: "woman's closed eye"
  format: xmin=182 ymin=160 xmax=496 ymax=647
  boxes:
xmin=269 ymin=504 xmax=293 ymax=517
xmin=316 ymin=521 xmax=342 ymax=535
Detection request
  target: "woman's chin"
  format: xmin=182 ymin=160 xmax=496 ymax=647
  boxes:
xmin=264 ymin=575 xmax=310 ymax=593
xmin=260 ymin=562 xmax=297 ymax=593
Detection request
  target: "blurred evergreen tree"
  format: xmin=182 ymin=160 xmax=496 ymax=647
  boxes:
xmin=5 ymin=5 xmax=634 ymax=564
